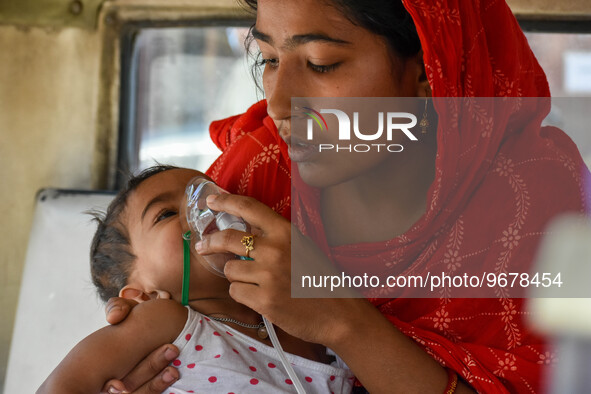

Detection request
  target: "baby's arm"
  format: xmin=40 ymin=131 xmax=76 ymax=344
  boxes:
xmin=38 ymin=299 xmax=187 ymax=394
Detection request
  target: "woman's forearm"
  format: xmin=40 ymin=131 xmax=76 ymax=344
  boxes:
xmin=324 ymin=299 xmax=475 ymax=394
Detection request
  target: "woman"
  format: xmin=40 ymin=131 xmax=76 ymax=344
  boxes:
xmin=103 ymin=0 xmax=588 ymax=392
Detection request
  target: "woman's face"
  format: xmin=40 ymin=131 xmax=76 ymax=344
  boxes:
xmin=255 ymin=0 xmax=428 ymax=187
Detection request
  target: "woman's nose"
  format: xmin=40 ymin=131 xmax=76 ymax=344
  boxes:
xmin=264 ymin=63 xmax=297 ymax=138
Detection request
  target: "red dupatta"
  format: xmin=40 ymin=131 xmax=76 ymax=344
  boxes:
xmin=207 ymin=0 xmax=589 ymax=392
xmin=208 ymin=99 xmax=291 ymax=221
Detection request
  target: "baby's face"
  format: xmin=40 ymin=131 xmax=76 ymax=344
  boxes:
xmin=123 ymin=168 xmax=230 ymax=301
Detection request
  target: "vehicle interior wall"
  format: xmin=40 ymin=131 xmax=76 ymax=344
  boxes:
xmin=0 ymin=24 xmax=101 ymax=388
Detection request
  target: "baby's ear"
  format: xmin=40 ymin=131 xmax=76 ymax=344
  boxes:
xmin=149 ymin=290 xmax=172 ymax=300
xmin=120 ymin=286 xmax=172 ymax=303
xmin=119 ymin=285 xmax=151 ymax=303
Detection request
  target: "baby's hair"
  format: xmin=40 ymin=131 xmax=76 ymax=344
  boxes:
xmin=90 ymin=165 xmax=180 ymax=303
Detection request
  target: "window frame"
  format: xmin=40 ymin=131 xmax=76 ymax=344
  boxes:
xmin=94 ymin=0 xmax=254 ymax=190
xmin=116 ymin=19 xmax=255 ymax=188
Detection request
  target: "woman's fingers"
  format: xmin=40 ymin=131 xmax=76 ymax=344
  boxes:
xmin=105 ymin=297 xmax=138 ymax=325
xmin=101 ymin=366 xmax=178 ymax=394
xmin=205 ymin=193 xmax=289 ymax=233
xmin=195 ymin=229 xmax=250 ymax=257
xmin=101 ymin=379 xmax=126 ymax=394
xmin=224 ymin=258 xmax=265 ymax=285
xmin=101 ymin=345 xmax=179 ymax=393
xmin=226 ymin=281 xmax=265 ymax=311
xmin=130 ymin=366 xmax=179 ymax=394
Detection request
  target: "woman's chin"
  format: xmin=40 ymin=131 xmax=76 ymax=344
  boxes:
xmin=295 ymin=162 xmax=343 ymax=189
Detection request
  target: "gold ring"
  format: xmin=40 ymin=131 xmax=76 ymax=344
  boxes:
xmin=241 ymin=235 xmax=255 ymax=258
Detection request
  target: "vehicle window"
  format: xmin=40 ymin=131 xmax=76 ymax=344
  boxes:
xmin=525 ymin=32 xmax=591 ymax=96
xmin=118 ymin=25 xmax=260 ymax=185
xmin=526 ymin=32 xmax=591 ymax=166
xmin=118 ymin=28 xmax=591 ymax=182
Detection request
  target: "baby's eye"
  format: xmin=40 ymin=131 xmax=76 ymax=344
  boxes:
xmin=156 ymin=209 xmax=177 ymax=223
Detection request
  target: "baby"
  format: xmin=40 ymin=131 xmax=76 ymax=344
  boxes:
xmin=38 ymin=165 xmax=353 ymax=394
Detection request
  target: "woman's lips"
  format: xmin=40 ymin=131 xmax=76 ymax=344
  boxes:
xmin=286 ymin=137 xmax=319 ymax=162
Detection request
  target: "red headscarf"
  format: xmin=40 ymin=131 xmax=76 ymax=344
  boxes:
xmin=207 ymin=0 xmax=589 ymax=392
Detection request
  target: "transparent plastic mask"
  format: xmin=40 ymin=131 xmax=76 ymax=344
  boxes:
xmin=183 ymin=177 xmax=248 ymax=277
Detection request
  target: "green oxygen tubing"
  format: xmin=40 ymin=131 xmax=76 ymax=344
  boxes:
xmin=181 ymin=231 xmax=191 ymax=306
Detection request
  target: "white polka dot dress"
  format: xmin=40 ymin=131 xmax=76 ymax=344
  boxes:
xmin=165 ymin=307 xmax=354 ymax=394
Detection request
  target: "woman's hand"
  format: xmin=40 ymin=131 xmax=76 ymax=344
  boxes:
xmin=195 ymin=193 xmax=367 ymax=346
xmin=99 ymin=346 xmax=179 ymax=393
xmin=105 ymin=297 xmax=138 ymax=325
xmin=102 ymin=298 xmax=179 ymax=393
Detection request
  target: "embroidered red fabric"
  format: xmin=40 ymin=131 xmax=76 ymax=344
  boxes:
xmin=207 ymin=0 xmax=589 ymax=391
xmin=208 ymin=100 xmax=291 ymax=221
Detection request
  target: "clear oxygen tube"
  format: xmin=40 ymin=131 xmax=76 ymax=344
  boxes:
xmin=182 ymin=177 xmax=306 ymax=394
xmin=262 ymin=316 xmax=307 ymax=394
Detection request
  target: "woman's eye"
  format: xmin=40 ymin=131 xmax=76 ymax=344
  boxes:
xmin=155 ymin=210 xmax=177 ymax=223
xmin=308 ymin=61 xmax=341 ymax=73
xmin=258 ymin=57 xmax=279 ymax=69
